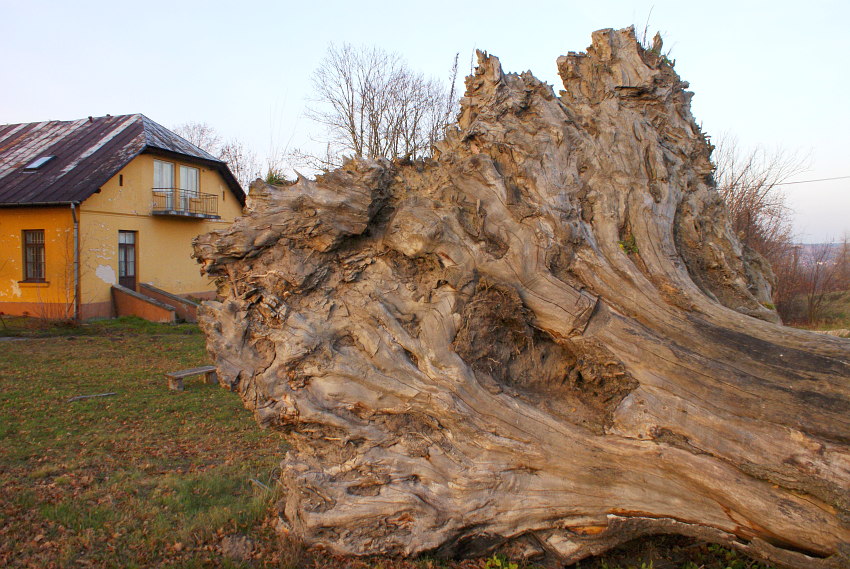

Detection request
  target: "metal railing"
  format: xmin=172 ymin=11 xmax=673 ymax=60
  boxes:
xmin=152 ymin=188 xmax=219 ymax=218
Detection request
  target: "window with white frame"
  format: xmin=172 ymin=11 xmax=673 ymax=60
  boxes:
xmin=179 ymin=165 xmax=199 ymax=211
xmin=154 ymin=159 xmax=175 ymax=209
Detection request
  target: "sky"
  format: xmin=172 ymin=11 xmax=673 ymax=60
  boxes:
xmin=1 ymin=0 xmax=848 ymax=242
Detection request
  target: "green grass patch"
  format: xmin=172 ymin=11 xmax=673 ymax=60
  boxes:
xmin=0 ymin=315 xmax=202 ymax=338
xmin=0 ymin=319 xmax=287 ymax=567
xmin=781 ymin=289 xmax=850 ymax=330
xmin=815 ymin=289 xmax=850 ymax=329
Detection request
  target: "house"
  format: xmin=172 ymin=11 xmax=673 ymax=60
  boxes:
xmin=0 ymin=114 xmax=245 ymax=321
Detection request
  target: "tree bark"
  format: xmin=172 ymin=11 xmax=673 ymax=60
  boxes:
xmin=193 ymin=27 xmax=850 ymax=569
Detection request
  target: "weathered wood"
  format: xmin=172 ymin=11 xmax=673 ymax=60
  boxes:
xmin=193 ymin=27 xmax=850 ymax=569
xmin=166 ymin=365 xmax=218 ymax=391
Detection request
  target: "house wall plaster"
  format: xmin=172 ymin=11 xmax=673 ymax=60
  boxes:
xmin=0 ymin=152 xmax=244 ymax=318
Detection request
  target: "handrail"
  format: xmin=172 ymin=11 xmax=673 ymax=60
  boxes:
xmin=151 ymin=188 xmax=218 ymax=217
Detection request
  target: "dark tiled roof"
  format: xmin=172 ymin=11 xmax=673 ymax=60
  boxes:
xmin=0 ymin=114 xmax=245 ymax=206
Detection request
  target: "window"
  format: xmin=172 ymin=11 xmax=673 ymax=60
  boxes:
xmin=179 ymin=165 xmax=199 ymax=193
xmin=154 ymin=159 xmax=175 ymax=209
xmin=23 ymin=156 xmax=55 ymax=171
xmin=179 ymin=165 xmax=200 ymax=211
xmin=118 ymin=231 xmax=136 ymax=289
xmin=22 ymin=230 xmax=45 ymax=281
xmin=153 ymin=160 xmax=174 ymax=189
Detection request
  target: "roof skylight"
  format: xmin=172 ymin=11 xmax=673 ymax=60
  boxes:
xmin=23 ymin=156 xmax=56 ymax=170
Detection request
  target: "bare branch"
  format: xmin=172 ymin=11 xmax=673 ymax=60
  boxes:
xmin=713 ymin=134 xmax=812 ymax=323
xmin=172 ymin=121 xmax=223 ymax=155
xmin=713 ymin=134 xmax=808 ymax=259
xmin=220 ymin=138 xmax=262 ymax=189
xmin=303 ymin=44 xmax=459 ymax=168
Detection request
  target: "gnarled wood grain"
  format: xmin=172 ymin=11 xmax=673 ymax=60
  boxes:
xmin=194 ymin=27 xmax=850 ymax=569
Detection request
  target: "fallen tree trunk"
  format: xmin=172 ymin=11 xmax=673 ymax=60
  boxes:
xmin=194 ymin=27 xmax=850 ymax=569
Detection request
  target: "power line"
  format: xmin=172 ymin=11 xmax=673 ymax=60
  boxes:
xmin=774 ymin=175 xmax=850 ymax=186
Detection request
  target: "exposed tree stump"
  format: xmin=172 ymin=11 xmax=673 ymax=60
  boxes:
xmin=193 ymin=27 xmax=850 ymax=569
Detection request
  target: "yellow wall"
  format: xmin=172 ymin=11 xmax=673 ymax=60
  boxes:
xmin=79 ymin=153 xmax=243 ymax=317
xmin=0 ymin=207 xmax=75 ymax=318
xmin=0 ymin=152 xmax=243 ymax=319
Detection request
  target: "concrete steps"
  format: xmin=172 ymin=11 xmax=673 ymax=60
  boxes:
xmin=110 ymin=283 xmax=201 ymax=323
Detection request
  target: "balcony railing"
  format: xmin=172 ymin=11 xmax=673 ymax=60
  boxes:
xmin=151 ymin=188 xmax=220 ymax=219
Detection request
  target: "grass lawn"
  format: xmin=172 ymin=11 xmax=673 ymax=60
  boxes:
xmin=778 ymin=289 xmax=850 ymax=333
xmin=0 ymin=317 xmax=289 ymax=568
xmin=0 ymin=317 xmax=776 ymax=569
xmin=815 ymin=290 xmax=850 ymax=331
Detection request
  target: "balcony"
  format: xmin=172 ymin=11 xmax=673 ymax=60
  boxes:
xmin=151 ymin=188 xmax=220 ymax=219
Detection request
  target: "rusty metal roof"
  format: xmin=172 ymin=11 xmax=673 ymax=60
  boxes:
xmin=0 ymin=114 xmax=245 ymax=206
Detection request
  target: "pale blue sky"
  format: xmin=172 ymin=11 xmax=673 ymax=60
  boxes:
xmin=1 ymin=0 xmax=847 ymax=242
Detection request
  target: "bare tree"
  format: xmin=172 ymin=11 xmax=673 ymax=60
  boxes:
xmin=172 ymin=121 xmax=223 ymax=155
xmin=766 ymin=240 xmax=850 ymax=325
xmin=172 ymin=122 xmax=261 ymax=190
xmin=713 ymin=135 xmax=807 ymax=259
xmin=300 ymin=44 xmax=459 ymax=169
xmin=713 ymin=136 xmax=810 ymax=322
xmin=770 ymin=244 xmax=806 ymax=321
xmin=800 ymin=240 xmax=850 ymax=323
xmin=219 ymin=138 xmax=262 ymax=189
